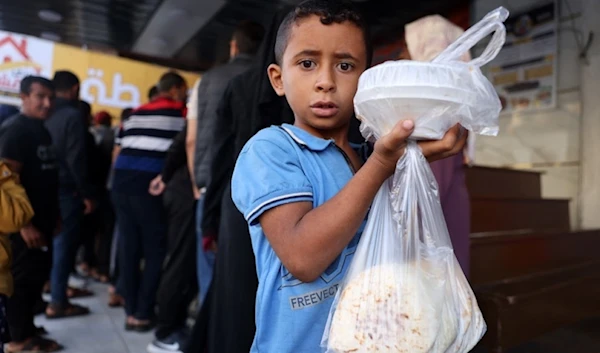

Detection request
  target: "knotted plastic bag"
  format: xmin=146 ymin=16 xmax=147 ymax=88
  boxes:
xmin=321 ymin=7 xmax=509 ymax=353
xmin=355 ymin=7 xmax=509 ymax=141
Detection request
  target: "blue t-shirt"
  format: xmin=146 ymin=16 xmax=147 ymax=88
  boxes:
xmin=231 ymin=124 xmax=368 ymax=353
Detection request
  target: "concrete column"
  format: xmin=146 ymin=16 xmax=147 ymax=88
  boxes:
xmin=579 ymin=0 xmax=600 ymax=229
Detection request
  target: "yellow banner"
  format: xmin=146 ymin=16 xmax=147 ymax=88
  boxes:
xmin=52 ymin=43 xmax=199 ymax=121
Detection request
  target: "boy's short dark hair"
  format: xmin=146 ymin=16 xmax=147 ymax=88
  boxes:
xmin=157 ymin=72 xmax=186 ymax=93
xmin=275 ymin=0 xmax=372 ymax=67
xmin=53 ymin=71 xmax=80 ymax=92
xmin=232 ymin=20 xmax=265 ymax=55
xmin=20 ymin=76 xmax=55 ymax=94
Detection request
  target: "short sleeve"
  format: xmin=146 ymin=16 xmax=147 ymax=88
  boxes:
xmin=231 ymin=133 xmax=313 ymax=225
xmin=0 ymin=126 xmax=26 ymax=164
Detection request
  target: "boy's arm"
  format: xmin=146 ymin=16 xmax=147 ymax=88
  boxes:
xmin=259 ymin=122 xmax=466 ymax=282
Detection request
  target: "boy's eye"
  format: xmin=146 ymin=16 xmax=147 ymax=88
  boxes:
xmin=300 ymin=60 xmax=315 ymax=69
xmin=338 ymin=62 xmax=353 ymax=71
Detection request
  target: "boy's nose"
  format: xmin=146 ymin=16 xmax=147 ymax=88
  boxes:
xmin=315 ymin=70 xmax=336 ymax=92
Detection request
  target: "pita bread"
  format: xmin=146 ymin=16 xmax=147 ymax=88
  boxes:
xmin=328 ymin=262 xmax=483 ymax=353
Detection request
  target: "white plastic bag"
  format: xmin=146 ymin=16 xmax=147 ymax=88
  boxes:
xmin=321 ymin=142 xmax=486 ymax=353
xmin=355 ymin=7 xmax=509 ymax=141
xmin=321 ymin=7 xmax=509 ymax=353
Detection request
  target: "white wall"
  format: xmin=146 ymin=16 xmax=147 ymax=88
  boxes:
xmin=472 ymin=0 xmax=585 ymax=228
xmin=579 ymin=0 xmax=600 ymax=229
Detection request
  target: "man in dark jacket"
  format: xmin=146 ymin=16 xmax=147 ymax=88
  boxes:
xmin=44 ymin=70 xmax=95 ymax=319
xmin=185 ymin=20 xmax=264 ymax=308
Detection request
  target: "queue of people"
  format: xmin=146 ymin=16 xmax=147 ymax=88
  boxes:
xmin=0 ymin=1 xmax=473 ymax=353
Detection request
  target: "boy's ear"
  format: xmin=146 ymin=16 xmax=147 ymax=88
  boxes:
xmin=267 ymin=63 xmax=285 ymax=97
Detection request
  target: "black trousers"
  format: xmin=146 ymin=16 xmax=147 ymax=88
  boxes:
xmin=7 ymin=234 xmax=52 ymax=342
xmin=186 ymin=185 xmax=258 ymax=353
xmin=95 ymin=190 xmax=115 ymax=276
xmin=112 ymin=191 xmax=167 ymax=320
xmin=155 ymin=188 xmax=198 ymax=340
xmin=81 ymin=212 xmax=99 ymax=268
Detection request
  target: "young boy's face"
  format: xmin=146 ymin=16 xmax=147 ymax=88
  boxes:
xmin=269 ymin=15 xmax=367 ymax=134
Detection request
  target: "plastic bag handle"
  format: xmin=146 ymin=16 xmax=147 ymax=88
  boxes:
xmin=432 ymin=7 xmax=509 ymax=67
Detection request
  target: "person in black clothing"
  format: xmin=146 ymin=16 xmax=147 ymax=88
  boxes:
xmin=0 ymin=76 xmax=63 ymax=353
xmin=89 ymin=111 xmax=115 ymax=283
xmin=147 ymin=125 xmax=198 ymax=353
xmin=77 ymin=101 xmax=103 ymax=278
xmin=44 ymin=71 xmax=95 ymax=319
xmin=185 ymin=10 xmax=294 ymax=353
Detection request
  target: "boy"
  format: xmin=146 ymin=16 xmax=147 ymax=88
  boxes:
xmin=231 ymin=1 xmax=467 ymax=352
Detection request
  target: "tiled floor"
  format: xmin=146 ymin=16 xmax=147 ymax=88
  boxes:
xmin=33 ymin=280 xmax=600 ymax=353
xmin=36 ymin=281 xmax=152 ymax=353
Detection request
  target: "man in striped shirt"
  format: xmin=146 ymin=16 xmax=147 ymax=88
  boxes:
xmin=111 ymin=72 xmax=188 ymax=331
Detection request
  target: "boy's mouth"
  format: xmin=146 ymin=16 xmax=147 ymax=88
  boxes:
xmin=310 ymin=101 xmax=339 ymax=117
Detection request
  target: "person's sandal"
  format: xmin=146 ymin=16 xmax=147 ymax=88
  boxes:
xmin=124 ymin=320 xmax=154 ymax=333
xmin=5 ymin=336 xmax=63 ymax=352
xmin=132 ymin=321 xmax=155 ymax=333
xmin=45 ymin=303 xmax=90 ymax=319
xmin=35 ymin=325 xmax=48 ymax=336
xmin=108 ymin=293 xmax=124 ymax=307
xmin=66 ymin=287 xmax=93 ymax=299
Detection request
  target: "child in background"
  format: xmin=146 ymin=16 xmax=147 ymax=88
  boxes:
xmin=231 ymin=1 xmax=468 ymax=352
xmin=0 ymin=161 xmax=35 ymax=350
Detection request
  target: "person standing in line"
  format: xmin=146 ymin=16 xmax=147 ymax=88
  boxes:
xmin=146 ymin=124 xmax=198 ymax=353
xmin=0 ymin=160 xmax=35 ymax=352
xmin=106 ymin=108 xmax=132 ymax=308
xmin=44 ymin=71 xmax=95 ymax=319
xmin=0 ymin=76 xmax=63 ymax=353
xmin=112 ymin=72 xmax=188 ymax=332
xmin=77 ymin=100 xmax=103 ymax=279
xmin=185 ymin=20 xmax=264 ymax=308
xmin=148 ymin=86 xmax=159 ymax=103
xmin=89 ymin=111 xmax=115 ymax=283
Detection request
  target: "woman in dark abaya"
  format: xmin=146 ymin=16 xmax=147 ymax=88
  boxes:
xmin=184 ymin=9 xmax=294 ymax=353
xmin=184 ymin=7 xmax=364 ymax=353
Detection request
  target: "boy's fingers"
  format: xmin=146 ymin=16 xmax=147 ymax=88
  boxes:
xmin=381 ymin=120 xmax=414 ymax=151
xmin=421 ymin=125 xmax=468 ymax=162
xmin=445 ymin=128 xmax=468 ymax=157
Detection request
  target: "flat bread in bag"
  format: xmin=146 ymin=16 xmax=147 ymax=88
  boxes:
xmin=328 ymin=262 xmax=483 ymax=353
xmin=328 ymin=263 xmax=457 ymax=353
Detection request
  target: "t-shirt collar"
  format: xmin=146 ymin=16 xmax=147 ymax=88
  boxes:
xmin=280 ymin=124 xmax=334 ymax=151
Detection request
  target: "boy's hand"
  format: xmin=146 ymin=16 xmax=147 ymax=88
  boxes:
xmin=372 ymin=121 xmax=468 ymax=176
xmin=372 ymin=120 xmax=415 ymax=175
xmin=419 ymin=124 xmax=468 ymax=162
